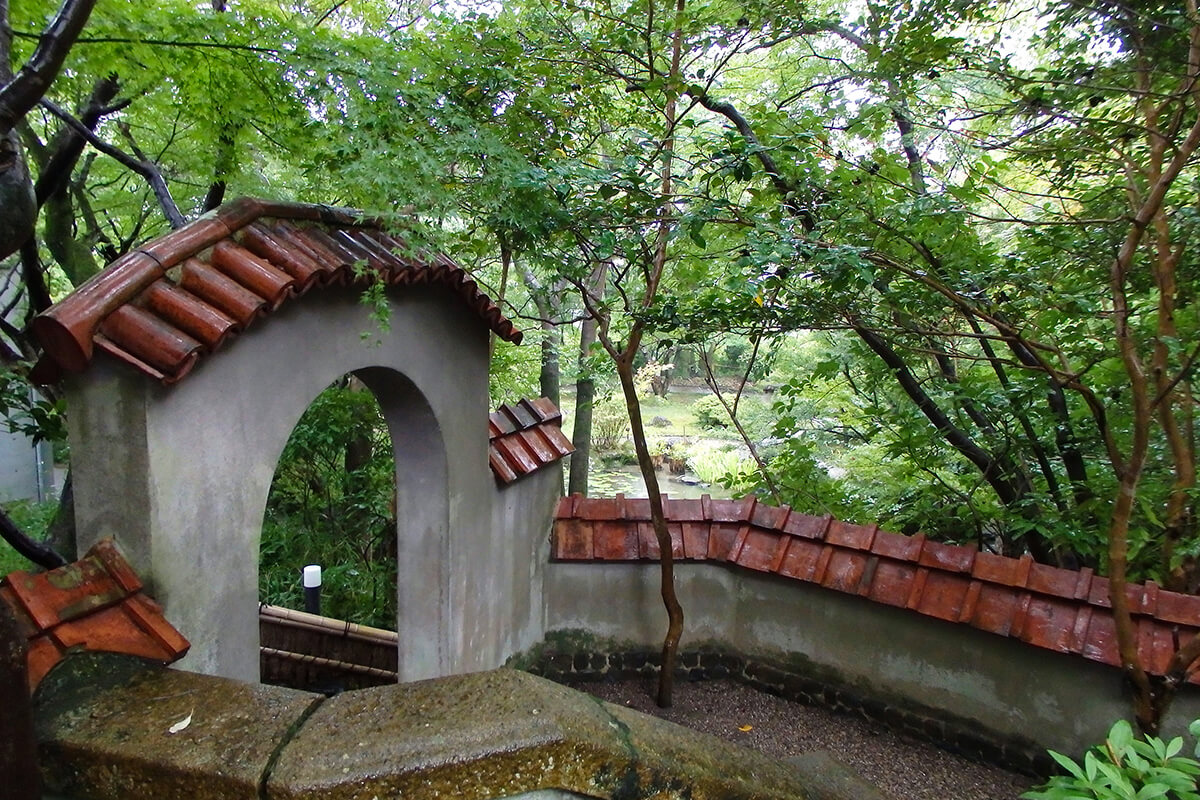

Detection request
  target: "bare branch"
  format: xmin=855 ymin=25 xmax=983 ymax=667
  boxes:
xmin=0 ymin=0 xmax=97 ymax=134
xmin=39 ymin=99 xmax=185 ymax=228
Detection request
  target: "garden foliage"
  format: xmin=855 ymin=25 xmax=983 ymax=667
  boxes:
xmin=1023 ymin=720 xmax=1200 ymax=800
xmin=259 ymin=381 xmax=397 ymax=629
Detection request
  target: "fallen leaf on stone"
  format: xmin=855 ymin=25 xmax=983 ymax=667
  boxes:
xmin=737 ymin=724 xmax=753 ymax=732
xmin=168 ymin=710 xmax=193 ymax=734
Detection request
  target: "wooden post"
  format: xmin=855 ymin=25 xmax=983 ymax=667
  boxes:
xmin=0 ymin=601 xmax=39 ymax=799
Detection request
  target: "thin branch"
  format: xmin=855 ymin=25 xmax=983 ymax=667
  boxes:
xmin=0 ymin=504 xmax=66 ymax=570
xmin=0 ymin=0 xmax=98 ymax=133
xmin=39 ymin=99 xmax=186 ymax=228
xmin=10 ymin=30 xmax=280 ymax=55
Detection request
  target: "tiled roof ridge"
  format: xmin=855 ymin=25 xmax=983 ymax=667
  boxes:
xmin=30 ymin=196 xmax=522 ymax=385
xmin=488 ymin=396 xmax=574 ymax=484
xmin=553 ymin=493 xmax=1200 ymax=683
xmin=0 ymin=538 xmax=190 ymax=691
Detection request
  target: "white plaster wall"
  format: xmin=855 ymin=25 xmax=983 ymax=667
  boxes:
xmin=68 ymin=287 xmax=532 ymax=683
xmin=0 ymin=428 xmax=52 ymax=503
xmin=478 ymin=466 xmax=561 ymax=670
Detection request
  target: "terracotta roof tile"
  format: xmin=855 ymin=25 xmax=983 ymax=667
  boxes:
xmin=595 ymin=520 xmax=639 ymax=560
xmin=731 ymin=528 xmax=780 ymax=573
xmin=913 ymin=571 xmax=973 ymax=622
xmin=826 ymin=520 xmax=877 ymax=551
xmin=821 ymin=550 xmax=869 ymax=593
xmin=776 ymin=538 xmax=823 ymax=582
xmin=865 ymin=560 xmax=919 ymax=608
xmin=488 ymin=397 xmax=574 ymax=485
xmin=31 ymin=197 xmax=522 ymax=385
xmin=552 ymin=494 xmax=1200 ymax=684
xmin=0 ymin=539 xmax=189 ymax=691
xmin=707 ymin=522 xmax=741 ymax=561
xmin=681 ymin=521 xmax=711 ymax=560
xmin=664 ymin=497 xmax=705 ymax=523
xmin=783 ymin=512 xmax=832 ymax=540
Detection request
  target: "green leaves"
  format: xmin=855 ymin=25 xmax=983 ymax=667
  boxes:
xmin=261 ymin=381 xmax=397 ymax=628
xmin=0 ymin=367 xmax=66 ymax=446
xmin=1023 ymin=720 xmax=1200 ymax=800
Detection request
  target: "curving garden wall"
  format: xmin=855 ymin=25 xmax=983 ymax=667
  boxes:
xmin=547 ymin=494 xmax=1200 ymax=758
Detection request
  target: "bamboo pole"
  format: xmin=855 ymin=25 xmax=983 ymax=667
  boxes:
xmin=258 ymin=603 xmax=397 ymax=645
xmin=259 ymin=647 xmax=398 ymax=681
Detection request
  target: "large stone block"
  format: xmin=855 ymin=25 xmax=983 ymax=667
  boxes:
xmin=35 ymin=653 xmax=319 ymax=800
xmin=268 ymin=668 xmax=811 ymax=800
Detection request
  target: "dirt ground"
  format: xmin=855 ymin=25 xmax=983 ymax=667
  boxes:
xmin=570 ymin=676 xmax=1039 ymax=800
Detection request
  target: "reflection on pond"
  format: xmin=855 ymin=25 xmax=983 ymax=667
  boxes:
xmin=584 ymin=462 xmax=732 ymax=500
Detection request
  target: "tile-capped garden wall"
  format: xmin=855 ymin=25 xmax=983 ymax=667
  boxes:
xmin=553 ymin=494 xmax=1200 ymax=683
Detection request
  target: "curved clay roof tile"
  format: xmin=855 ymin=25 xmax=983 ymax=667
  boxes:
xmin=240 ymin=223 xmax=323 ymax=289
xmin=30 ymin=198 xmax=522 ymax=385
xmin=141 ymin=281 xmax=239 ymax=350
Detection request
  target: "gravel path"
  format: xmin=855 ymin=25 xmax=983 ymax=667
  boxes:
xmin=570 ymin=677 xmax=1038 ymax=800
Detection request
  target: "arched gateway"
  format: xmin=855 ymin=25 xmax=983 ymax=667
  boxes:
xmin=30 ymin=197 xmax=564 ymax=682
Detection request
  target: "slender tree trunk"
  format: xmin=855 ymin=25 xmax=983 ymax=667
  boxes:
xmin=615 ymin=355 xmax=683 ymax=707
xmin=517 ymin=264 xmax=563 ymax=407
xmin=569 ymin=263 xmax=605 ymax=496
xmin=640 ymin=0 xmax=687 ymax=707
xmin=539 ymin=321 xmax=560 ymax=407
xmin=489 ymin=237 xmax=512 ymax=359
xmin=568 ymin=313 xmax=598 ymax=496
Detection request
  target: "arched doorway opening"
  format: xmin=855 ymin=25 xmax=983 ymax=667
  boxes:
xmin=255 ymin=363 xmax=452 ymax=689
xmin=259 ymin=374 xmax=397 ymax=629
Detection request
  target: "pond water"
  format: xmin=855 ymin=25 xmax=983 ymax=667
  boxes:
xmin=584 ymin=462 xmax=731 ymax=500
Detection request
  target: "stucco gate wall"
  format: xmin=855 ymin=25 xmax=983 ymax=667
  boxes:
xmin=67 ymin=286 xmax=530 ymax=682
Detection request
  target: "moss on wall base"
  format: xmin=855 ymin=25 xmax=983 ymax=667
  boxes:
xmin=514 ymin=632 xmax=1055 ymax=777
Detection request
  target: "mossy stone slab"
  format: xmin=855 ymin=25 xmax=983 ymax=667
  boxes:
xmin=268 ymin=668 xmax=811 ymax=799
xmin=35 ymin=652 xmax=320 ymax=800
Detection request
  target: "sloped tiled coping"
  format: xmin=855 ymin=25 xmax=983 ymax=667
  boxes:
xmin=552 ymin=494 xmax=1200 ymax=683
xmin=489 ymin=397 xmax=574 ymax=485
xmin=35 ymin=653 xmax=812 ymax=800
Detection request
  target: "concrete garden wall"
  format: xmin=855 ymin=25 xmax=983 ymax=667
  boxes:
xmin=543 ymin=561 xmax=1200 ymax=758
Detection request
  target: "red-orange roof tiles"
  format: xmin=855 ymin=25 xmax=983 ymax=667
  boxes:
xmin=0 ymin=539 xmax=189 ymax=691
xmin=488 ymin=397 xmax=574 ymax=484
xmin=30 ymin=197 xmax=522 ymax=385
xmin=552 ymin=494 xmax=1200 ymax=683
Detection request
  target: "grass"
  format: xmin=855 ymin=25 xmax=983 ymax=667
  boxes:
xmin=0 ymin=499 xmax=55 ymax=576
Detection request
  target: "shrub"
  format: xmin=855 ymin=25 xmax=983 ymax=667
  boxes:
xmin=259 ymin=380 xmax=397 ymax=629
xmin=590 ymin=392 xmax=631 ymax=452
xmin=692 ymin=395 xmax=729 ymax=430
xmin=687 ymin=442 xmax=755 ymax=492
xmin=1022 ymin=719 xmax=1200 ymax=800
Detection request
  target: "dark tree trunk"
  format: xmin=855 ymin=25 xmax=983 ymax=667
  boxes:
xmin=0 ymin=0 xmax=99 ymax=259
xmin=43 ymin=468 xmax=75 ymax=562
xmin=568 ymin=314 xmax=598 ymax=496
xmin=0 ymin=131 xmax=36 ymax=261
xmin=0 ymin=602 xmax=39 ymax=800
